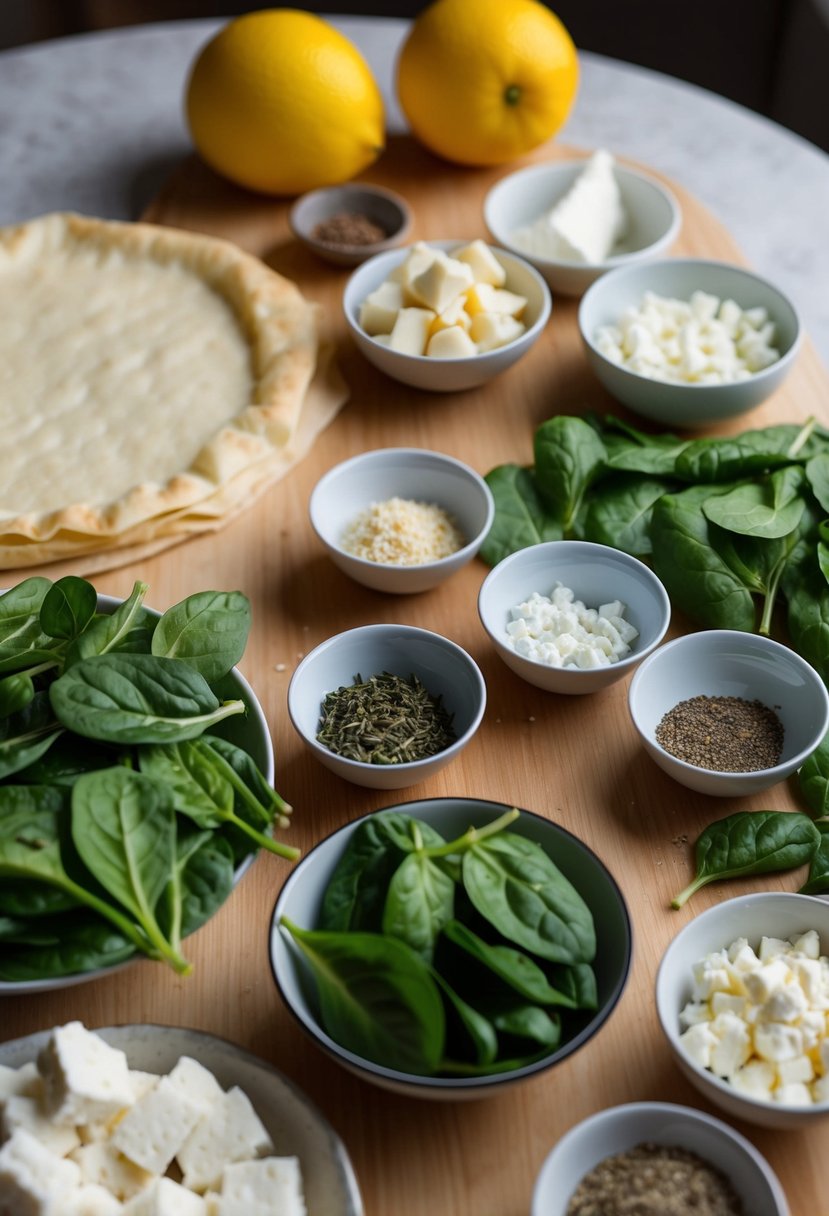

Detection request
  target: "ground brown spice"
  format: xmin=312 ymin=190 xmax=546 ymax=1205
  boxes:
xmin=655 ymin=694 xmax=784 ymax=772
xmin=566 ymin=1142 xmax=743 ymax=1216
xmin=311 ymin=212 xmax=387 ymax=246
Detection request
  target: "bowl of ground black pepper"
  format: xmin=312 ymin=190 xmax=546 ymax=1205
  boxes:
xmin=628 ymin=630 xmax=829 ymax=796
xmin=287 ymin=623 xmax=486 ymax=789
xmin=290 ymin=183 xmax=413 ymax=267
xmin=532 ymin=1102 xmax=789 ymax=1216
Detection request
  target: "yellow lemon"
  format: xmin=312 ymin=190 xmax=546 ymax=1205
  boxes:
xmin=397 ymin=0 xmax=578 ymax=167
xmin=186 ymin=9 xmax=385 ymax=196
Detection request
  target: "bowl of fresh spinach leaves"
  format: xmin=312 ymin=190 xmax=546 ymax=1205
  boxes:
xmin=269 ymin=798 xmax=632 ymax=1098
xmin=0 ymin=576 xmax=298 ymax=992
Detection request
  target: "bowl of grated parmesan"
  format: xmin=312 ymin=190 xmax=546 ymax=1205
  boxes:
xmin=309 ymin=447 xmax=494 ymax=594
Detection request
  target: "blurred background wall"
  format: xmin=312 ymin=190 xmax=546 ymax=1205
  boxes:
xmin=3 ymin=0 xmax=828 ymax=152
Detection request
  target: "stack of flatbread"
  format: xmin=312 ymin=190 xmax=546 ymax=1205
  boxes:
xmin=0 ymin=213 xmax=347 ymax=575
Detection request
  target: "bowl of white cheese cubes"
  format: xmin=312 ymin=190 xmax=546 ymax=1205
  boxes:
xmin=0 ymin=1021 xmax=362 ymax=1214
xmin=656 ymin=892 xmax=829 ymax=1128
xmin=477 ymin=540 xmax=671 ymax=695
xmin=343 ymin=238 xmax=551 ymax=392
xmin=579 ymin=258 xmax=802 ymax=427
xmin=484 ymin=151 xmax=681 ymax=297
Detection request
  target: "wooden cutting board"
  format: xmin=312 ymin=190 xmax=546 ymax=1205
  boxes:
xmin=6 ymin=138 xmax=829 ymax=1216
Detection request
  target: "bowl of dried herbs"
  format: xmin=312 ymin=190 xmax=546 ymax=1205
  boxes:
xmin=286 ymin=623 xmax=486 ymax=789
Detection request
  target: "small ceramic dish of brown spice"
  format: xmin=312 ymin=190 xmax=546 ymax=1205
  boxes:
xmin=628 ymin=629 xmax=829 ymax=797
xmin=531 ymin=1101 xmax=789 ymax=1216
xmin=289 ymin=183 xmax=413 ymax=267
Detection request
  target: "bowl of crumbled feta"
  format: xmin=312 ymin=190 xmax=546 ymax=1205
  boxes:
xmin=578 ymin=258 xmax=802 ymax=427
xmin=309 ymin=447 xmax=494 ymax=594
xmin=484 ymin=151 xmax=681 ymax=297
xmin=342 ymin=239 xmax=551 ymax=392
xmin=477 ymin=540 xmax=671 ymax=694
xmin=656 ymin=892 xmax=829 ymax=1128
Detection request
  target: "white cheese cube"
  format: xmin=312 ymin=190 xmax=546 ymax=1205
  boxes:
xmin=759 ymin=936 xmax=792 ymax=962
xmin=0 ymin=1063 xmax=42 ymax=1101
xmin=70 ymin=1142 xmax=153 ymax=1201
xmin=166 ymin=1058 xmax=222 ymax=1115
xmin=709 ymin=1011 xmax=752 ymax=1077
xmin=0 ymin=1128 xmax=82 ymax=1214
xmin=679 ymin=1001 xmax=712 ymax=1029
xmin=727 ymin=939 xmax=760 ymax=973
xmin=389 ymin=242 xmax=437 ymax=286
xmin=177 ymin=1087 xmax=273 ymax=1194
xmin=760 ymin=982 xmax=808 ymax=1023
xmin=691 ymin=957 xmax=732 ymax=1000
xmin=730 ymin=1060 xmax=776 ymax=1100
xmin=110 ymin=1076 xmax=204 ymax=1176
xmin=464 ymin=283 xmax=527 ymax=318
xmin=38 ymin=1022 xmax=134 ymax=1128
xmin=121 ymin=1178 xmax=207 ymax=1215
xmin=791 ymin=930 xmax=821 ymax=960
xmin=774 ymin=1082 xmax=813 ymax=1106
xmin=453 ymin=240 xmax=506 ymax=287
xmin=65 ymin=1184 xmax=125 ymax=1215
xmin=1 ymin=1094 xmax=81 ymax=1156
xmin=387 ymin=307 xmax=434 ymax=356
xmin=812 ymin=1074 xmax=829 ymax=1102
xmin=358 ymin=281 xmax=403 ymax=335
xmin=799 ymin=1011 xmax=826 ymax=1051
xmin=425 ymin=326 xmax=478 ymax=359
xmin=754 ymin=1022 xmax=804 ymax=1063
xmin=777 ymin=1055 xmax=814 ymax=1086
xmin=710 ymin=992 xmax=747 ymax=1018
xmin=744 ymin=958 xmax=791 ymax=1004
xmin=408 ymin=253 xmax=473 ymax=313
xmin=678 ymin=1023 xmax=719 ymax=1070
xmin=221 ymin=1157 xmax=306 ymax=1213
xmin=469 ymin=311 xmax=525 ymax=353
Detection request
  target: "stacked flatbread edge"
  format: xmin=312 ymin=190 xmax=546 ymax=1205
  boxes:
xmin=0 ymin=213 xmax=348 ymax=574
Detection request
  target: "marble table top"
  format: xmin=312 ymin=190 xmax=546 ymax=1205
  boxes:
xmin=1 ymin=15 xmax=827 ymax=365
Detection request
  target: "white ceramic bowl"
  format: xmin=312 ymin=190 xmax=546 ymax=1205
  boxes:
xmin=342 ymin=239 xmax=552 ymax=392
xmin=270 ymin=798 xmax=632 ymax=1100
xmin=578 ymin=258 xmax=802 ymax=427
xmin=0 ymin=591 xmax=275 ymax=995
xmin=287 ymin=623 xmax=486 ymax=789
xmin=656 ymin=892 xmax=829 ymax=1129
xmin=628 ymin=629 xmax=829 ymax=796
xmin=477 ymin=541 xmax=671 ymax=695
xmin=309 ymin=447 xmax=494 ymax=594
xmin=532 ymin=1101 xmax=789 ymax=1215
xmin=289 ymin=182 xmax=412 ymax=267
xmin=484 ymin=158 xmax=681 ymax=297
xmin=0 ymin=1024 xmax=363 ymax=1214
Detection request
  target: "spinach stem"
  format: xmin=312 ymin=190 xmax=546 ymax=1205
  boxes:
xmin=204 ymin=742 xmax=292 ymax=823
xmin=226 ymin=814 xmax=300 ymax=861
xmin=787 ymin=416 xmax=816 ymax=459
xmin=423 ymin=808 xmax=520 ymax=858
xmin=670 ymin=875 xmax=710 ymax=909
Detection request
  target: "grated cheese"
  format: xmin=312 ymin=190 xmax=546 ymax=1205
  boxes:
xmin=340 ymin=497 xmax=465 ymax=566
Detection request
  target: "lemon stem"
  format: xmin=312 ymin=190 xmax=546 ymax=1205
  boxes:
xmin=504 ymin=84 xmax=522 ymax=106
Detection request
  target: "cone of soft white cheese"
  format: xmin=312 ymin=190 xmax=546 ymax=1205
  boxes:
xmin=511 ymin=150 xmax=628 ymax=264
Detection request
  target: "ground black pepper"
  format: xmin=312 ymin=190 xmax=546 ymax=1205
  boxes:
xmin=311 ymin=211 xmax=388 ymax=246
xmin=655 ymin=694 xmax=784 ymax=772
xmin=566 ymin=1142 xmax=743 ymax=1216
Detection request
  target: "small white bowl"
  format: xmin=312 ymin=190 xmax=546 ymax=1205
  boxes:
xmin=578 ymin=258 xmax=802 ymax=427
xmin=289 ymin=182 xmax=412 ymax=267
xmin=532 ymin=1101 xmax=789 ymax=1215
xmin=309 ymin=447 xmax=494 ymax=595
xmin=286 ymin=623 xmax=486 ymax=789
xmin=656 ymin=892 xmax=829 ymax=1129
xmin=628 ymin=630 xmax=829 ymax=796
xmin=342 ymin=240 xmax=551 ymax=392
xmin=477 ymin=541 xmax=671 ymax=695
xmin=484 ymin=158 xmax=681 ymax=297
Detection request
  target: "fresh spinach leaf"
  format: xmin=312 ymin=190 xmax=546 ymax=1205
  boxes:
xmin=200 ymin=736 xmax=293 ymax=829
xmin=602 ymin=419 xmax=690 ymax=476
xmin=582 ymin=475 xmax=671 ymax=557
xmin=40 ymin=577 xmax=97 ymax=641
xmin=702 ymin=468 xmax=806 ymax=539
xmin=439 ymin=1049 xmax=551 ymax=1076
xmin=534 ymin=416 xmax=607 ymax=535
xmin=280 ymin=918 xmax=445 ymax=1074
xmin=13 ymin=734 xmax=116 ymax=787
xmin=382 ymin=851 xmax=455 ymax=962
xmin=784 ymin=547 xmax=829 ymax=684
xmin=800 ymin=824 xmax=829 ymax=895
xmin=806 ymin=453 xmax=829 ymax=514
xmin=442 ymin=918 xmax=584 ymax=1008
xmin=462 ymin=832 xmax=595 ymax=965
xmin=152 ymin=590 xmax=251 ymax=682
xmin=491 ymin=1004 xmax=561 ymax=1050
xmin=800 ymin=732 xmax=829 ymax=817
xmin=161 ymin=827 xmax=235 ymax=949
xmin=0 ymin=877 xmax=79 ymax=917
xmin=0 ymin=578 xmax=58 ymax=673
xmin=50 ymin=654 xmax=245 ymax=744
xmin=0 ymin=911 xmax=135 ymax=981
xmin=65 ymin=580 xmax=152 ymax=666
xmin=547 ymin=962 xmax=598 ymax=1011
xmin=433 ymin=971 xmax=498 ymax=1066
xmin=480 ymin=465 xmax=561 ymax=566
xmin=671 ymin=811 xmax=821 ymax=909
xmin=0 ymin=673 xmax=35 ymax=719
xmin=675 ymin=426 xmax=810 ymax=484
xmin=0 ymin=693 xmax=63 ymax=780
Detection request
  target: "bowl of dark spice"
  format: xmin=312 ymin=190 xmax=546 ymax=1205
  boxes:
xmin=287 ymin=623 xmax=486 ymax=789
xmin=628 ymin=630 xmax=829 ymax=796
xmin=289 ymin=183 xmax=413 ymax=267
xmin=532 ymin=1102 xmax=789 ymax=1216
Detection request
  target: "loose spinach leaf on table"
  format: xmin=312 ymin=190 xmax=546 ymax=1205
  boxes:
xmin=799 ymin=730 xmax=829 ymax=817
xmin=800 ymin=824 xmax=829 ymax=895
xmin=783 ymin=545 xmax=829 ymax=684
xmin=582 ymin=475 xmax=672 ymax=557
xmin=151 ymin=590 xmax=251 ymax=682
xmin=671 ymin=811 xmax=821 ymax=909
xmin=481 ymin=465 xmax=561 ymax=566
xmin=280 ymin=918 xmax=446 ymax=1075
xmin=40 ymin=576 xmax=97 ymax=642
xmin=534 ymin=416 xmax=606 ymax=535
xmin=381 ymin=850 xmax=455 ymax=962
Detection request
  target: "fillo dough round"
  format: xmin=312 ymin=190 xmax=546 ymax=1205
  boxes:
xmin=0 ymin=212 xmax=336 ymax=567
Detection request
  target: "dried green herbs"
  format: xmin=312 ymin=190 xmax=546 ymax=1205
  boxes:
xmin=316 ymin=672 xmax=456 ymax=765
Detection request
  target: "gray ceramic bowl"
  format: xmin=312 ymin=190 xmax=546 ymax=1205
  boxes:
xmin=628 ymin=630 xmax=829 ymax=796
xmin=0 ymin=591 xmax=275 ymax=995
xmin=342 ymin=240 xmax=552 ymax=392
xmin=578 ymin=258 xmax=801 ymax=427
xmin=477 ymin=541 xmax=671 ymax=695
xmin=287 ymin=624 xmax=486 ymax=790
xmin=289 ymin=182 xmax=412 ymax=267
xmin=532 ymin=1102 xmax=789 ymax=1215
xmin=0 ymin=1024 xmax=363 ymax=1215
xmin=309 ymin=447 xmax=494 ymax=594
xmin=484 ymin=159 xmax=681 ymax=297
xmin=269 ymin=798 xmax=632 ymax=1099
xmin=656 ymin=893 xmax=829 ymax=1130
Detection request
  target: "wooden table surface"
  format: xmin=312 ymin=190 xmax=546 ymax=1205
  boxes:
xmin=4 ymin=139 xmax=829 ymax=1216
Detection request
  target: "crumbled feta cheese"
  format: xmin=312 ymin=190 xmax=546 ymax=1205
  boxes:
xmin=38 ymin=1022 xmax=134 ymax=1128
xmin=504 ymin=583 xmax=638 ymax=669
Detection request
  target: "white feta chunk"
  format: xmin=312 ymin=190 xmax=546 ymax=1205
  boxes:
xmin=177 ymin=1087 xmax=273 ymax=1194
xmin=744 ymin=958 xmax=791 ymax=1004
xmin=776 ymin=1055 xmax=814 ymax=1086
xmin=64 ymin=1184 xmax=125 ymax=1215
xmin=792 ymin=930 xmax=821 ymax=960
xmin=1 ymin=1094 xmax=80 ymax=1156
xmin=774 ymin=1082 xmax=813 ymax=1106
xmin=70 ymin=1142 xmax=153 ymax=1201
xmin=730 ymin=1060 xmax=776 ymax=1100
xmin=754 ymin=1022 xmax=804 ymax=1063
xmin=709 ymin=1012 xmax=752 ymax=1077
xmin=0 ymin=1063 xmax=41 ymax=1101
xmin=678 ymin=1022 xmax=719 ymax=1070
xmin=121 ymin=1177 xmax=207 ymax=1215
xmin=0 ymin=1127 xmax=82 ymax=1214
xmin=110 ymin=1076 xmax=204 ymax=1176
xmin=38 ymin=1022 xmax=134 ymax=1128
xmin=220 ymin=1157 xmax=306 ymax=1213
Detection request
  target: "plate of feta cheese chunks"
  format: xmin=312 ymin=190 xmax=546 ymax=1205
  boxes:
xmin=0 ymin=1022 xmax=363 ymax=1216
